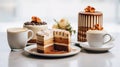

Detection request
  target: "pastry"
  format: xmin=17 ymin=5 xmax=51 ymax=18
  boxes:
xmin=23 ymin=16 xmax=47 ymax=43
xmin=78 ymin=6 xmax=103 ymax=42
xmin=36 ymin=29 xmax=71 ymax=53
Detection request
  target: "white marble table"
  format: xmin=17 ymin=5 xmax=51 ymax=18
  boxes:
xmin=0 ymin=0 xmax=120 ymax=67
xmin=0 ymin=31 xmax=120 ymax=67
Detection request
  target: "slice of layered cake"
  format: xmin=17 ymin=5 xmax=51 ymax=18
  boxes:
xmin=36 ymin=29 xmax=71 ymax=53
xmin=53 ymin=29 xmax=71 ymax=52
xmin=36 ymin=29 xmax=54 ymax=53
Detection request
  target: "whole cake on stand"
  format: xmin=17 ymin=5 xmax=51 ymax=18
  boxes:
xmin=78 ymin=6 xmax=103 ymax=42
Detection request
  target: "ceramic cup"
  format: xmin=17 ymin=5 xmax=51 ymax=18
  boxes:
xmin=86 ymin=30 xmax=113 ymax=47
xmin=7 ymin=28 xmax=34 ymax=51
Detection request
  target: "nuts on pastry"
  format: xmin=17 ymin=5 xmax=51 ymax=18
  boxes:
xmin=36 ymin=17 xmax=41 ymax=23
xmin=91 ymin=24 xmax=103 ymax=30
xmin=31 ymin=16 xmax=41 ymax=23
xmin=32 ymin=16 xmax=37 ymax=22
xmin=84 ymin=6 xmax=95 ymax=13
xmin=24 ymin=16 xmax=47 ymax=25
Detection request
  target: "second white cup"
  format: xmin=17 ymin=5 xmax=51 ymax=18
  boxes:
xmin=86 ymin=30 xmax=113 ymax=47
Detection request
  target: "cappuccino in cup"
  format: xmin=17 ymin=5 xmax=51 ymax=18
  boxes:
xmin=7 ymin=28 xmax=34 ymax=51
xmin=86 ymin=30 xmax=113 ymax=47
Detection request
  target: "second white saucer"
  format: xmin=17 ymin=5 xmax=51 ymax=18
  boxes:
xmin=80 ymin=42 xmax=114 ymax=51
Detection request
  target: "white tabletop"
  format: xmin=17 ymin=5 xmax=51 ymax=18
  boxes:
xmin=0 ymin=22 xmax=120 ymax=67
xmin=0 ymin=31 xmax=120 ymax=67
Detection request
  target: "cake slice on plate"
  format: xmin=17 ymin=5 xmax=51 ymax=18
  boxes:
xmin=36 ymin=29 xmax=71 ymax=53
xmin=36 ymin=29 xmax=54 ymax=53
xmin=53 ymin=29 xmax=70 ymax=52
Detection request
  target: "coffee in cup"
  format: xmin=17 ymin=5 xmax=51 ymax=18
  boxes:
xmin=86 ymin=30 xmax=113 ymax=47
xmin=7 ymin=27 xmax=34 ymax=51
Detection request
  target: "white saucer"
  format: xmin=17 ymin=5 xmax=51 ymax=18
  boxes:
xmin=24 ymin=44 xmax=81 ymax=57
xmin=80 ymin=42 xmax=114 ymax=52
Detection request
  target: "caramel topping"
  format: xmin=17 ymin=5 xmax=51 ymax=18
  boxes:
xmin=84 ymin=6 xmax=95 ymax=13
xmin=31 ymin=16 xmax=41 ymax=23
xmin=31 ymin=16 xmax=37 ymax=22
xmin=91 ymin=24 xmax=103 ymax=30
xmin=36 ymin=17 xmax=41 ymax=23
xmin=24 ymin=16 xmax=47 ymax=25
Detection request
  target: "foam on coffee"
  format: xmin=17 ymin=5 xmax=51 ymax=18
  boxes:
xmin=7 ymin=28 xmax=28 ymax=33
xmin=87 ymin=30 xmax=106 ymax=34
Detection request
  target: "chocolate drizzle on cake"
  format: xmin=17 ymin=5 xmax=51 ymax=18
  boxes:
xmin=24 ymin=21 xmax=47 ymax=25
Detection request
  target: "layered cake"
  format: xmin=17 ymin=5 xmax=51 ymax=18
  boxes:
xmin=36 ymin=29 xmax=54 ymax=53
xmin=53 ymin=29 xmax=70 ymax=52
xmin=36 ymin=29 xmax=71 ymax=53
xmin=24 ymin=16 xmax=47 ymax=43
xmin=78 ymin=6 xmax=103 ymax=42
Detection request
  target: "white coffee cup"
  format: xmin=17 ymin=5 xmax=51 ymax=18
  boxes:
xmin=7 ymin=28 xmax=34 ymax=50
xmin=86 ymin=30 xmax=113 ymax=47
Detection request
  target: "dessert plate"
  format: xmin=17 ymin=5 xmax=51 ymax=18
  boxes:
xmin=24 ymin=44 xmax=81 ymax=57
xmin=80 ymin=42 xmax=114 ymax=52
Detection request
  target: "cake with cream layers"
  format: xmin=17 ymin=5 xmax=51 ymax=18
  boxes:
xmin=78 ymin=6 xmax=103 ymax=42
xmin=36 ymin=29 xmax=71 ymax=53
xmin=36 ymin=29 xmax=54 ymax=53
xmin=53 ymin=29 xmax=70 ymax=52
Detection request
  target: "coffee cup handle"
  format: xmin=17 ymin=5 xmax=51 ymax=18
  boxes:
xmin=103 ymin=34 xmax=113 ymax=44
xmin=27 ymin=30 xmax=34 ymax=41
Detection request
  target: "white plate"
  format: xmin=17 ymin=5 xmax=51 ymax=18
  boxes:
xmin=24 ymin=44 xmax=81 ymax=57
xmin=80 ymin=42 xmax=114 ymax=52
